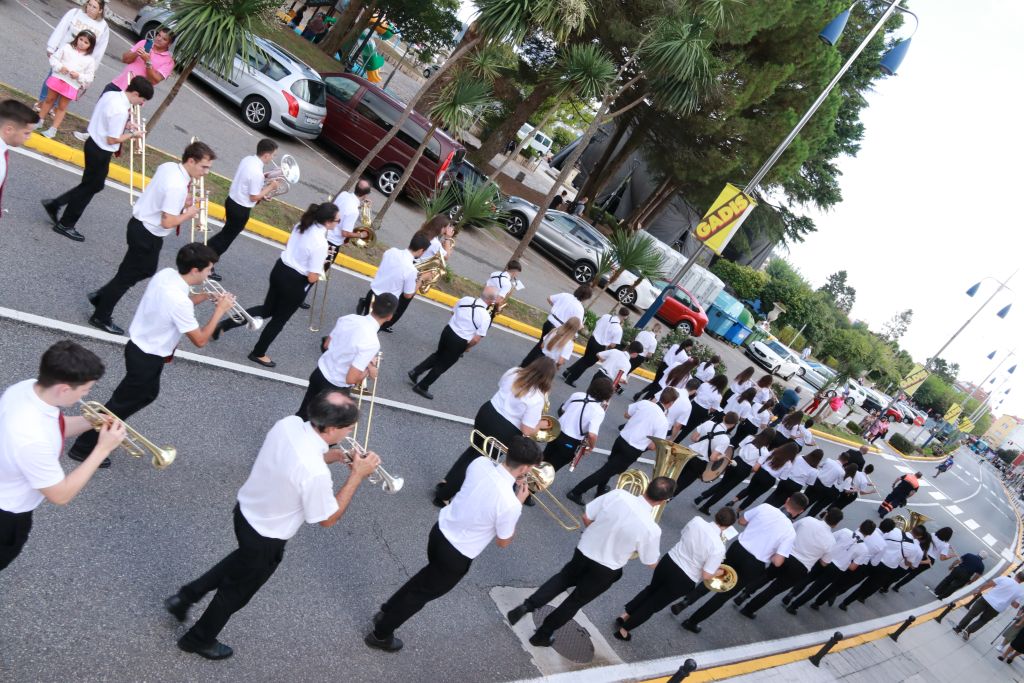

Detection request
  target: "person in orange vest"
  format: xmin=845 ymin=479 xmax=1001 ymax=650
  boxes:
xmin=878 ymin=471 xmax=921 ymax=518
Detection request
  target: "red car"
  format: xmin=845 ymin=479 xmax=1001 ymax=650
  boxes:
xmin=654 ymin=286 xmax=708 ymax=336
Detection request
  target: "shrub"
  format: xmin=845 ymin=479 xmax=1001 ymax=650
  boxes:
xmin=710 ymin=260 xmax=769 ymax=301
xmin=888 ymin=433 xmax=917 ymax=454
xmin=846 ymin=420 xmax=862 ymax=434
xmin=550 ymin=127 xmax=575 ymax=152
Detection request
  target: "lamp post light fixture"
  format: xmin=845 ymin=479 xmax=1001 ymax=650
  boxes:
xmin=925 ymin=270 xmax=1017 ymax=371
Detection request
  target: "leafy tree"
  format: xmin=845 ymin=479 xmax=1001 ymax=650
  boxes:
xmin=931 ymin=357 xmax=960 ymax=384
xmin=819 ymin=270 xmax=857 ymax=313
xmin=882 ymin=309 xmax=913 ymax=342
xmin=710 ymin=260 xmax=769 ymax=301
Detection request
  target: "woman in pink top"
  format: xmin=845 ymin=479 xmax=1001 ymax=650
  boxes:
xmin=102 ymin=28 xmax=176 ymax=95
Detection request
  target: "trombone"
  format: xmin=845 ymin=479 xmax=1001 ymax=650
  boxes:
xmin=128 ymin=104 xmax=146 ymax=205
xmin=189 ymin=279 xmax=264 ymax=331
xmin=468 ymin=429 xmax=581 ymax=531
xmin=351 ymin=351 xmax=381 ymax=451
xmin=190 ymin=176 xmax=209 ymax=244
xmin=336 ymin=436 xmax=403 ymax=494
xmin=78 ymin=400 xmax=175 ymax=469
xmin=308 ymin=269 xmax=331 ymax=333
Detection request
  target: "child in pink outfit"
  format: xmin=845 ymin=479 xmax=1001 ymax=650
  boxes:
xmin=37 ymin=30 xmax=97 ymax=138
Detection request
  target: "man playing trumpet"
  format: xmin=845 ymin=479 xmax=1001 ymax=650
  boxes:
xmin=0 ymin=340 xmax=126 ymax=572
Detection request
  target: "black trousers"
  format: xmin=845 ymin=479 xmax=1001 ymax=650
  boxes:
xmin=436 ymin=401 xmax=519 ymax=501
xmin=629 ymin=355 xmax=645 ymax=373
xmin=0 ymin=508 xmax=33 ymax=573
xmin=639 ymin=361 xmax=669 ymax=399
xmin=223 ymin=259 xmax=309 ymax=357
xmin=622 ymin=555 xmax=695 ymax=631
xmin=842 ymin=563 xmax=898 ymax=606
xmin=731 ymin=420 xmax=758 ymax=448
xmin=375 ymin=523 xmax=471 ymax=638
xmin=833 ymin=491 xmax=858 ymax=511
xmin=562 ymin=336 xmax=603 ymax=383
xmin=411 ymin=325 xmax=469 ymax=389
xmin=92 ymin=218 xmax=163 ymax=323
xmin=380 ymin=291 xmax=411 ymax=331
xmin=674 ymin=456 xmax=709 ymax=496
xmin=677 ymin=404 xmax=710 ymax=442
xmin=890 ymin=560 xmax=933 ymax=591
xmin=804 ymin=484 xmax=842 ymax=519
xmin=954 ymin=597 xmax=1000 ymax=634
xmin=296 ymin=366 xmax=349 ymax=420
xmin=764 ymin=478 xmax=803 ymax=508
xmin=541 ymin=320 xmax=556 ymax=337
xmin=569 ymin=436 xmax=643 ymax=498
xmin=686 ymin=542 xmax=765 ymax=626
xmin=696 ymin=460 xmax=752 ymax=510
xmin=544 ymin=431 xmax=583 ymax=472
xmin=69 ymin=341 xmax=165 ymax=457
xmin=816 ymin=565 xmax=868 ymax=607
xmin=526 ymin=549 xmax=623 ymax=636
xmin=207 ymin=197 xmax=252 ymax=256
xmin=52 ymin=136 xmax=112 ymax=228
xmin=789 ymin=563 xmax=843 ymax=609
xmin=934 ymin=567 xmax=974 ymax=599
xmin=742 ymin=556 xmax=808 ymax=615
xmin=734 ymin=468 xmax=778 ymax=510
xmin=179 ymin=505 xmax=287 ymax=645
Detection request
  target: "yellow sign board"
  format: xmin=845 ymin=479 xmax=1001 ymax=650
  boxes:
xmin=943 ymin=404 xmax=963 ymax=422
xmin=958 ymin=417 xmax=975 ymax=433
xmin=694 ymin=183 xmax=757 ymax=255
xmin=899 ymin=365 xmax=929 ymax=396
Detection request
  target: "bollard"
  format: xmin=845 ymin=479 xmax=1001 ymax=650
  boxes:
xmin=666 ymin=659 xmax=698 ymax=682
xmin=808 ymin=631 xmax=843 ymax=667
xmin=889 ymin=615 xmax=916 ymax=641
xmin=936 ymin=603 xmax=956 ymax=624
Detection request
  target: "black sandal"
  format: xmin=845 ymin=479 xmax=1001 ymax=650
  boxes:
xmin=613 ymin=629 xmax=631 ymax=641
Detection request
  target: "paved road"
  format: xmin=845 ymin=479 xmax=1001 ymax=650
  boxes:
xmin=0 ymin=148 xmax=1018 ymax=681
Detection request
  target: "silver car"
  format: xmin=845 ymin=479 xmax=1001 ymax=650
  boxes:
xmin=131 ymin=6 xmax=327 ymax=139
xmin=501 ymin=196 xmax=610 ymax=284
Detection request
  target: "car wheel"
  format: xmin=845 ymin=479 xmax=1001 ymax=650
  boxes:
xmin=674 ymin=320 xmax=693 ymax=336
xmin=505 ymin=212 xmax=527 ymax=237
xmin=376 ymin=166 xmax=403 ymax=195
xmin=572 ymin=260 xmax=596 ymax=284
xmin=845 ymin=397 xmax=855 ymax=406
xmin=616 ymin=286 xmax=638 ymax=305
xmin=771 ymin=365 xmax=781 ymax=376
xmin=785 ymin=372 xmax=796 ymax=380
xmin=241 ymin=96 xmax=271 ymax=129
xmin=141 ymin=22 xmax=162 ymax=41
xmin=797 ymin=367 xmax=806 ymax=377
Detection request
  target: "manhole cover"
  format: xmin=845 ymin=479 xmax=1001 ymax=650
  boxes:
xmin=533 ymin=605 xmax=595 ymax=663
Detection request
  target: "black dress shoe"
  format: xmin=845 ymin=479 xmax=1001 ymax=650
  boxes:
xmin=41 ymin=199 xmax=60 ymax=223
xmin=177 ymin=636 xmax=233 ymax=660
xmin=781 ymin=594 xmax=792 ymax=606
xmin=566 ymin=491 xmax=585 ymax=506
xmin=810 ymin=602 xmax=821 ymax=611
xmin=208 ymin=269 xmax=223 ymax=282
xmin=364 ymin=631 xmax=403 ymax=652
xmin=670 ymin=600 xmax=690 ymax=616
xmin=613 ymin=629 xmax=632 ymax=641
xmin=299 ymin=301 xmax=311 ymax=310
xmin=407 ymin=370 xmax=419 ymax=384
xmin=53 ymin=223 xmax=85 ymax=242
xmin=785 ymin=606 xmax=799 ymax=616
xmin=697 ymin=506 xmax=712 ymax=516
xmin=67 ymin=450 xmax=111 ymax=468
xmin=507 ymin=604 xmax=531 ymax=625
xmin=564 ymin=380 xmax=576 ymax=387
xmin=523 ymin=495 xmax=536 ymax=507
xmin=680 ymin=619 xmax=701 ymax=634
xmin=739 ymin=608 xmax=756 ymax=620
xmin=87 ymin=290 xmax=99 ymax=307
xmin=838 ymin=602 xmax=849 ymax=611
xmin=529 ymin=631 xmax=555 ymax=647
xmin=88 ymin=316 xmax=124 ymax=336
xmin=247 ymin=353 xmax=276 ymax=368
xmin=381 ymin=327 xmax=394 ymax=333
xmin=164 ymin=594 xmax=191 ymax=622
xmin=431 ymin=496 xmax=447 ymax=508
xmin=412 ymin=385 xmax=433 ymax=400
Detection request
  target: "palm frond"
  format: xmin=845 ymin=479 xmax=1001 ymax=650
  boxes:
xmin=552 ymin=43 xmax=617 ymax=101
xmin=606 ymin=229 xmax=665 ymax=280
xmin=639 ymin=17 xmax=717 ymax=114
xmin=450 ymin=180 xmax=508 ymax=230
xmin=475 ymin=0 xmax=590 ymax=45
xmin=430 ymin=73 xmax=494 ymax=134
xmin=465 ymin=41 xmax=517 ymax=83
xmin=170 ymin=0 xmax=277 ymax=76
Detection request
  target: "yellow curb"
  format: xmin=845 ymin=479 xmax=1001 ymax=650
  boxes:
xmin=809 ymin=428 xmax=879 ymax=453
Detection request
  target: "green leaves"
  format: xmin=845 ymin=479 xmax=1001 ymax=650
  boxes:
xmin=552 ymin=43 xmax=616 ymax=101
xmin=430 ymin=73 xmax=494 ymax=135
xmin=475 ymin=0 xmax=591 ymax=45
xmin=606 ymin=229 xmax=665 ymax=281
xmin=639 ymin=16 xmax=717 ymax=114
xmin=417 ymin=180 xmax=507 ymax=231
xmin=169 ymin=0 xmax=277 ymax=76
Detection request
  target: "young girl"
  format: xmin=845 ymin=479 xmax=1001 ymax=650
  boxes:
xmin=37 ymin=31 xmax=97 ymax=138
xmin=524 ymin=317 xmax=581 ymax=369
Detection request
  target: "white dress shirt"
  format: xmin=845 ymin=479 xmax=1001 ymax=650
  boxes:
xmin=281 ymin=223 xmax=329 ymax=277
xmin=755 ymin=386 xmax=772 ymax=405
xmin=128 ymin=268 xmax=198 ymax=357
xmin=0 ymin=379 xmax=65 ymax=513
xmin=371 ymin=247 xmax=418 ymax=296
xmin=878 ymin=528 xmax=923 ymax=569
xmin=849 ymin=470 xmax=873 ymax=494
xmin=735 ymin=436 xmax=769 ymax=467
xmin=983 ymin=576 xmax=1024 ymax=612
xmin=540 ymin=330 xmax=574 ymax=363
xmin=228 ymin=155 xmax=266 ymax=208
xmin=592 ymin=313 xmax=623 ymax=347
xmin=690 ymin=420 xmax=731 ymax=461
xmin=757 ymin=451 xmax=793 ymax=480
xmin=546 ymin=292 xmax=584 ymax=327
xmin=449 ymin=296 xmax=491 ymax=341
xmin=747 ymin=405 xmax=773 ymax=431
xmin=318 ymin=314 xmax=381 ymax=387
xmin=596 ymin=349 xmax=632 ymax=383
xmin=825 ymin=528 xmax=871 ymax=569
xmin=415 ymin=236 xmax=445 ymax=264
xmin=329 ymin=191 xmax=360 ymax=245
xmin=928 ymin=535 xmax=950 ymax=562
xmin=490 ymin=368 xmax=545 ymax=430
xmin=729 ymin=379 xmax=752 ymax=395
xmin=739 ymin=503 xmax=796 ymax=563
xmin=0 ymin=139 xmax=8 ymax=193
xmin=695 ymin=362 xmax=716 ymax=382
xmin=87 ymin=90 xmax=130 ymax=152
xmin=794 ymin=424 xmax=815 ymax=447
xmin=236 ymin=416 xmax=339 ymax=540
xmin=790 ymin=517 xmax=836 ymax=571
xmin=664 ymin=344 xmax=689 ymax=369
xmin=485 ymin=270 xmax=516 ymax=299
xmin=865 ymin=528 xmax=887 ymax=565
xmin=722 ymin=396 xmax=752 ymax=422
xmin=669 ymin=517 xmax=726 ymax=583
xmin=620 ymin=400 xmax=669 ymax=450
xmin=132 ymin=162 xmax=189 ymax=237
xmin=635 ymin=330 xmax=657 ymax=357
xmin=816 ymin=459 xmax=845 ymax=489
xmin=440 ymin=457 xmax=522 ymax=559
xmin=665 ymin=393 xmax=692 ymax=430
xmin=559 ymin=392 xmax=606 ymax=440
xmin=693 ymin=383 xmax=723 ymax=411
xmin=579 ymin=489 xmax=661 ymax=570
xmin=787 ymin=456 xmax=820 ymax=486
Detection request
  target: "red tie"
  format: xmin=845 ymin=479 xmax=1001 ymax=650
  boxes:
xmin=0 ymin=149 xmax=9 ymax=220
xmin=58 ymin=412 xmax=66 ymax=454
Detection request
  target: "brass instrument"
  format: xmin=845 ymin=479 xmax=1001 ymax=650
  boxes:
xmin=128 ymin=104 xmax=146 ymax=205
xmin=468 ymin=430 xmax=581 ymax=531
xmin=308 ymin=270 xmax=331 ymax=333
xmin=263 ymin=154 xmax=299 ymax=198
xmin=415 ymin=249 xmax=447 ymax=295
xmin=616 ymin=437 xmax=697 ymax=524
xmin=188 ymin=136 xmax=209 ymax=243
xmin=351 ymin=351 xmax=381 ymax=451
xmin=704 ymin=564 xmax=739 ymax=592
xmin=533 ymin=395 xmax=561 ymax=444
xmin=346 ymin=199 xmax=375 ymax=247
xmin=78 ymin=400 xmax=175 ymax=469
xmin=190 ymin=279 xmax=263 ymax=331
xmin=893 ymin=508 xmax=931 ymax=532
xmin=336 ymin=436 xmax=403 ymax=493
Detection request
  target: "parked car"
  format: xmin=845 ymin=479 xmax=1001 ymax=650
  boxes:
xmin=800 ymin=361 xmax=837 ymax=390
xmin=652 ymin=286 xmax=708 ymax=336
xmin=516 ymin=123 xmax=553 ymax=156
xmin=422 ymin=63 xmax=442 ymax=79
xmin=884 ymin=403 xmax=905 ymax=423
xmin=895 ymin=402 xmax=926 ymax=426
xmin=746 ymin=340 xmax=804 ymax=380
xmin=861 ymin=387 xmax=888 ymax=413
xmin=608 ymin=234 xmax=682 ymax=309
xmin=843 ymin=379 xmax=869 ymax=407
xmin=500 ymin=196 xmax=610 ymax=283
xmin=442 ymin=159 xmax=502 ymax=223
xmin=132 ymin=7 xmax=326 ymax=139
xmin=320 ymin=73 xmax=465 ymax=197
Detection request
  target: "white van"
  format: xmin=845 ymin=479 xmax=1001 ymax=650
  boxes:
xmin=516 ymin=123 xmax=553 ymax=156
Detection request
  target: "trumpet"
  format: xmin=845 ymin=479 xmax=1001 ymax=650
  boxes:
xmin=128 ymin=104 xmax=146 ymax=205
xmin=263 ymin=154 xmax=299 ymax=199
xmin=78 ymin=400 xmax=175 ymax=469
xmin=336 ymin=436 xmax=403 ymax=494
xmin=189 ymin=279 xmax=263 ymax=331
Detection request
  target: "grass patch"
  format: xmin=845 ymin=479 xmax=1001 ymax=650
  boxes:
xmin=251 ymin=21 xmax=345 ymax=76
xmin=814 ymin=422 xmax=868 ymax=446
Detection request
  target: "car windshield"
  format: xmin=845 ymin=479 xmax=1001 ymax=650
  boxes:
xmin=766 ymin=341 xmax=792 ymax=358
xmin=456 ymin=162 xmax=487 ymax=186
xmin=291 ymin=79 xmax=326 ymax=106
xmin=547 ymin=214 xmax=608 ymax=248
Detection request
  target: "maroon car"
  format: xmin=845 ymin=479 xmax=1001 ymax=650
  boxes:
xmin=318 ymin=73 xmax=465 ymax=197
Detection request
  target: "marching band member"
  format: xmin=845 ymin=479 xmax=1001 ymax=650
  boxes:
xmin=784 ymin=519 xmax=877 ymax=615
xmin=357 ymin=233 xmax=429 ymax=332
xmin=206 ymin=139 xmax=281 ymax=279
xmin=666 ymin=377 xmax=702 ymax=440
xmin=541 ymin=285 xmax=592 ymax=338
xmin=560 ymin=307 xmax=626 ymax=384
xmin=485 ymin=260 xmax=522 ymax=319
xmin=720 ymin=366 xmax=755 ymax=404
xmin=838 ymin=517 xmax=922 ymax=610
xmin=732 ymin=397 xmax=774 ymax=447
xmin=543 ymin=375 xmax=613 ymax=472
xmin=0 ymin=100 xmax=40 ymax=220
xmin=43 ymin=77 xmax=153 ymax=242
xmin=295 ymin=293 xmax=398 ymax=418
xmin=566 ymin=388 xmax=678 ymax=505
xmin=695 ymin=428 xmax=774 ymax=515
xmin=329 ymin=179 xmax=374 ymax=258
xmin=87 ymin=141 xmax=215 ymax=335
xmin=576 ymin=340 xmax=642 ymax=391
xmin=672 ymin=411 xmax=738 ymax=497
xmin=753 ymin=374 xmax=773 ymax=405
xmin=637 ymin=357 xmax=698 ymax=403
xmin=813 ymin=519 xmax=887 ymax=609
xmin=802 ymin=453 xmax=851 ymax=518
xmin=614 ymin=506 xmax=735 ymax=641
xmin=414 ymin=215 xmax=456 ymax=265
xmin=409 ymin=287 xmax=498 ymax=399
xmin=694 ymin=356 xmax=720 ymax=383
xmin=891 ymin=526 xmax=954 ymax=592
xmin=765 ymin=448 xmax=823 ymax=507
xmin=630 ymin=324 xmax=659 ymax=373
xmin=673 ymin=493 xmax=806 ymax=634
xmin=507 ymin=477 xmax=674 ymax=647
xmin=434 ymin=358 xmax=555 ymax=506
xmin=0 ymin=341 xmax=126 ymax=572
xmin=366 ymin=436 xmax=540 ymax=652
xmin=678 ymin=374 xmax=726 ymax=437
xmin=166 ymin=391 xmax=380 ymax=660
xmin=520 ymin=317 xmax=581 ymax=370
xmin=722 ymin=387 xmax=756 ymax=430
xmin=833 ymin=463 xmax=876 ymax=511
xmin=216 ymin=202 xmax=335 ymax=368
xmin=771 ymin=410 xmax=804 ymax=449
xmin=880 ymin=525 xmax=932 ymax=593
xmin=69 ymin=244 xmax=233 ymax=466
xmin=637 ymin=338 xmax=695 ymax=400
xmin=727 ymin=442 xmax=799 ymax=511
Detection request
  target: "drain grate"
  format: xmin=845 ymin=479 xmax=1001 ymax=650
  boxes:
xmin=532 ymin=605 xmax=596 ymax=663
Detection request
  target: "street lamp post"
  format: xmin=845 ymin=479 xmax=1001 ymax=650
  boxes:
xmin=925 ymin=270 xmax=1017 ymax=370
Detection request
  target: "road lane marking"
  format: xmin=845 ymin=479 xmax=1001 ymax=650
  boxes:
xmin=928 ymin=491 xmax=947 ymax=500
xmin=945 ymin=505 xmax=963 ymax=515
xmin=895 ymin=465 xmax=913 ymax=474
xmin=917 ymin=479 xmax=932 ymax=487
xmin=982 ymin=533 xmax=998 ymax=546
xmin=964 ymin=519 xmax=980 ymax=530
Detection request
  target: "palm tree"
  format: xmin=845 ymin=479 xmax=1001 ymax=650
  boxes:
xmin=147 ymin=0 xmax=278 ymax=131
xmin=371 ymin=73 xmax=494 ymax=228
xmin=334 ymin=0 xmax=592 ymax=197
xmin=417 ymin=179 xmax=507 ymax=232
xmin=587 ymin=229 xmax=665 ymax=312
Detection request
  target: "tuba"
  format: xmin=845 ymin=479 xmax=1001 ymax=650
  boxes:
xmin=616 ymin=437 xmax=697 ymax=524
xmin=263 ymin=154 xmax=299 ymax=198
xmin=415 ymin=249 xmax=447 ymax=295
xmin=893 ymin=508 xmax=930 ymax=532
xmin=78 ymin=400 xmax=175 ymax=469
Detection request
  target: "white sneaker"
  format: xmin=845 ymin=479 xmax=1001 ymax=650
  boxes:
xmin=73 ymin=131 xmax=89 ymax=142
xmin=33 ymin=121 xmax=43 ymax=130
xmin=41 ymin=127 xmax=57 ymax=139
